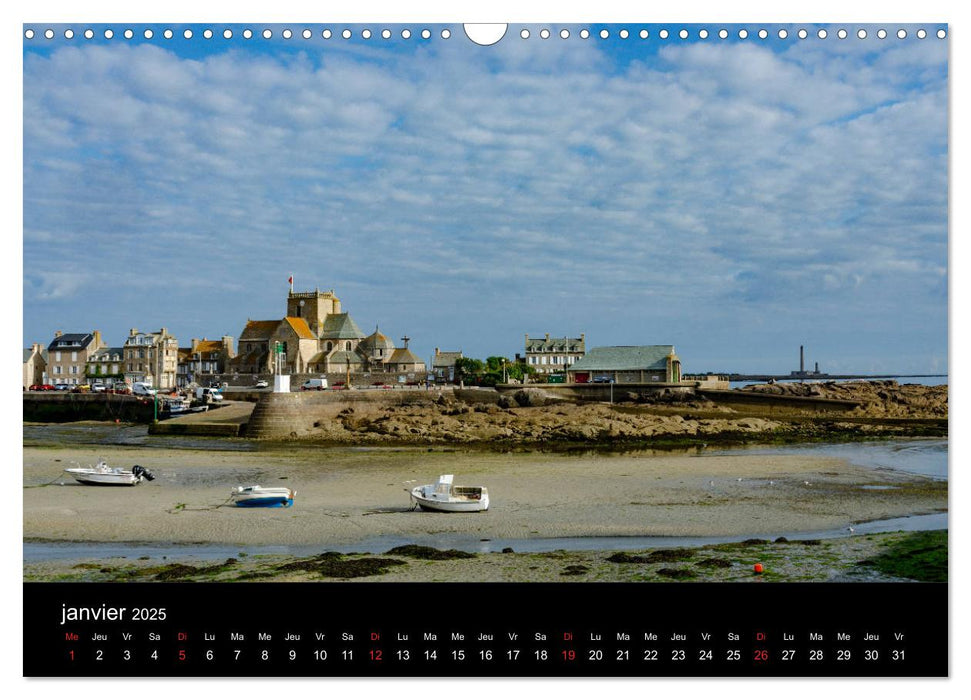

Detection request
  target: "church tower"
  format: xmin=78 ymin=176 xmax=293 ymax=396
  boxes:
xmin=287 ymin=287 xmax=342 ymax=338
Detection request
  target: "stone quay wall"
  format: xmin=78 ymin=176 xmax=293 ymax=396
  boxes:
xmin=245 ymin=387 xmax=456 ymax=439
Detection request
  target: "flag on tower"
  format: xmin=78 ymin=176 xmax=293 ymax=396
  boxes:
xmin=288 ymin=275 xmax=293 ymax=292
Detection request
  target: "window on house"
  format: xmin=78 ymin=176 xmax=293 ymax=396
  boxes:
xmin=71 ymin=351 xmax=78 ymax=361
xmin=55 ymin=352 xmax=61 ymax=362
xmin=345 ymin=341 xmax=351 ymax=351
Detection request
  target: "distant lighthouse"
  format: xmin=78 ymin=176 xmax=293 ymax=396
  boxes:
xmin=800 ymin=345 xmax=804 ymax=374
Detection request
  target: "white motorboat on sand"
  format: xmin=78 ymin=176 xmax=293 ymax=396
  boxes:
xmin=409 ymin=474 xmax=489 ymax=512
xmin=231 ymin=485 xmax=295 ymax=508
xmin=64 ymin=460 xmax=156 ymax=486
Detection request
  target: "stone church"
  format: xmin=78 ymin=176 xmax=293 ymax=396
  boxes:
xmin=229 ymin=288 xmax=425 ymax=377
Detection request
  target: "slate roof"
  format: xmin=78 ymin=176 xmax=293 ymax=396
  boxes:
xmin=23 ymin=349 xmax=35 ymax=363
xmin=319 ymin=313 xmax=365 ymax=340
xmin=388 ymin=347 xmax=423 ymax=365
xmin=360 ymin=327 xmax=395 ymax=352
xmin=239 ymin=320 xmax=280 ymax=341
xmin=327 ymin=350 xmax=365 ymax=365
xmin=88 ymin=347 xmax=125 ymax=361
xmin=569 ymin=346 xmax=676 ymax=372
xmin=526 ymin=336 xmax=585 ymax=353
xmin=433 ymin=351 xmax=463 ymax=368
xmin=48 ymin=333 xmax=94 ymax=351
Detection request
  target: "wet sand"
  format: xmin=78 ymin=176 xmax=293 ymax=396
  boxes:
xmin=23 ymin=444 xmax=946 ymax=548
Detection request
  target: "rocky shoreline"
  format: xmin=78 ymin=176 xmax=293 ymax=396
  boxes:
xmin=252 ymin=380 xmax=946 ymax=445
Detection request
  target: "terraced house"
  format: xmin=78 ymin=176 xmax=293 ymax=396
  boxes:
xmin=46 ymin=330 xmax=104 ymax=387
xmin=85 ymin=346 xmax=125 ymax=387
xmin=123 ymin=328 xmax=179 ymax=389
xmin=524 ymin=333 xmax=586 ymax=375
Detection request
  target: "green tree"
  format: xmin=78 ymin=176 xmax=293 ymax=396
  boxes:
xmin=454 ymin=357 xmax=484 ymax=380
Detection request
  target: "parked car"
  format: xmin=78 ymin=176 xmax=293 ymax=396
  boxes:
xmin=91 ymin=383 xmax=107 ymax=392
xmin=29 ymin=384 xmax=55 ymax=391
xmin=71 ymin=384 xmax=92 ymax=393
xmin=254 ymin=380 xmax=268 ymax=389
xmin=301 ymin=378 xmax=328 ymax=391
xmin=110 ymin=384 xmax=132 ymax=395
xmin=54 ymin=383 xmax=72 ymax=391
xmin=592 ymin=376 xmax=613 ymax=383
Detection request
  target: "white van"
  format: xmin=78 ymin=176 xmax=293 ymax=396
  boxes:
xmin=195 ymin=387 xmax=224 ymax=402
xmin=301 ymin=378 xmax=328 ymax=391
xmin=132 ymin=382 xmax=157 ymax=396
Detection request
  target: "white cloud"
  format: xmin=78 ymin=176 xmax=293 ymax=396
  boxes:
xmin=22 ymin=29 xmax=948 ymax=372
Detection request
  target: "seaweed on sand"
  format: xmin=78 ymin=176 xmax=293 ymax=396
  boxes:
xmin=385 ymin=545 xmax=477 ymax=560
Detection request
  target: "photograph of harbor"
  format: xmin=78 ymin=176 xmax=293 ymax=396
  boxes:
xmin=23 ymin=23 xmax=947 ymax=586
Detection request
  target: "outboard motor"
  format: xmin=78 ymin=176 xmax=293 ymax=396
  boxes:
xmin=132 ymin=465 xmax=156 ymax=482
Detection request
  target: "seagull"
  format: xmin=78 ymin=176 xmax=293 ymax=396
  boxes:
xmin=768 ymin=481 xmax=775 ymax=486
xmin=737 ymin=477 xmax=743 ymax=482
xmin=847 ymin=527 xmax=855 ymax=533
xmin=709 ymin=480 xmax=715 ymax=487
xmin=804 ymin=481 xmax=811 ymax=486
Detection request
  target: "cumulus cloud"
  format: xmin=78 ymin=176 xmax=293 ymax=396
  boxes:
xmin=22 ymin=27 xmax=948 ymax=372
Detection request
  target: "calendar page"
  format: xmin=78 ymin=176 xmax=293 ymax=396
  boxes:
xmin=21 ymin=18 xmax=949 ymax=678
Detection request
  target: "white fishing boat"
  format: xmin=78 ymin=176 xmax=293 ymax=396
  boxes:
xmin=63 ymin=460 xmax=156 ymax=486
xmin=231 ymin=485 xmax=295 ymax=508
xmin=409 ymin=474 xmax=489 ymax=512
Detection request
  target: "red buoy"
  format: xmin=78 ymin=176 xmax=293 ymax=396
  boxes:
xmin=753 ymin=563 xmax=764 ymax=574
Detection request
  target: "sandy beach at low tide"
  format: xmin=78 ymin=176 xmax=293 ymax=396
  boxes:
xmin=24 ymin=443 xmax=946 ymax=547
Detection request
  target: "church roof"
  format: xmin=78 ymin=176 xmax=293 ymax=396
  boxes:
xmin=360 ymin=327 xmax=396 ymax=351
xmin=239 ymin=320 xmax=280 ymax=341
xmin=388 ymin=347 xmax=423 ymax=365
xmin=327 ymin=350 xmax=365 ymax=365
xmin=283 ymin=317 xmax=315 ymax=340
xmin=320 ymin=313 xmax=365 ymax=340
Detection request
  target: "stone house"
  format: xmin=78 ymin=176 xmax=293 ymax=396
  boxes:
xmin=47 ymin=330 xmax=104 ymax=387
xmin=432 ymin=348 xmax=463 ymax=383
xmin=524 ymin=333 xmax=586 ymax=375
xmin=85 ymin=347 xmax=125 ymax=386
xmin=177 ymin=336 xmax=235 ymax=386
xmin=567 ymin=346 xmax=683 ymax=384
xmin=123 ymin=328 xmax=179 ymax=389
xmin=23 ymin=343 xmax=47 ymax=388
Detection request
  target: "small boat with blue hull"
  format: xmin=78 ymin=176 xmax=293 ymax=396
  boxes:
xmin=231 ymin=485 xmax=295 ymax=508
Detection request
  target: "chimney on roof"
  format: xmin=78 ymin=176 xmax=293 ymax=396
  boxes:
xmin=222 ymin=335 xmax=235 ymax=358
xmin=161 ymin=327 xmax=168 ymax=336
xmin=55 ymin=330 xmax=63 ymax=338
xmin=435 ymin=347 xmax=440 ymax=356
xmin=130 ymin=328 xmax=138 ymax=337
xmin=191 ymin=338 xmax=199 ymax=351
xmin=32 ymin=342 xmax=41 ymax=354
xmin=581 ymin=333 xmax=585 ymax=342
xmin=92 ymin=330 xmax=102 ymax=348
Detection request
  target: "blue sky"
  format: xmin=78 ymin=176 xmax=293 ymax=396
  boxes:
xmin=22 ymin=23 xmax=948 ymax=374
